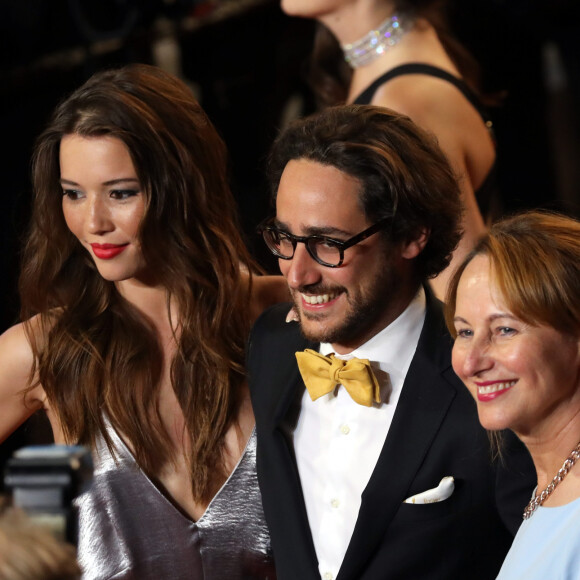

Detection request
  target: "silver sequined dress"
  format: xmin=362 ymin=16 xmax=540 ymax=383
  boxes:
xmin=74 ymin=421 xmax=276 ymax=579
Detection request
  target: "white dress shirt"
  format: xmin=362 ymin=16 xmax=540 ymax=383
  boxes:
xmin=293 ymin=287 xmax=426 ymax=580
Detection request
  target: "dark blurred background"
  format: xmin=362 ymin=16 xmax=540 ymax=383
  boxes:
xmin=1 ymin=0 xmax=579 ymax=477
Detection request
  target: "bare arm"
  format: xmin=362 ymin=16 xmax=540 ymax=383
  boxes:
xmin=0 ymin=323 xmax=44 ymax=444
xmin=373 ymin=77 xmax=491 ymax=299
xmin=417 ymin=109 xmax=488 ymax=299
xmin=426 ymin=133 xmax=487 ymax=300
xmin=249 ymin=274 xmax=291 ymax=323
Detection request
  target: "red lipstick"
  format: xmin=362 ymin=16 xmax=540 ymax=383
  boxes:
xmin=90 ymin=243 xmax=128 ymax=259
xmin=474 ymin=380 xmax=515 ymax=402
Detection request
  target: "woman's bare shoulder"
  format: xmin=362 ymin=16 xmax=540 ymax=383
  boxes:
xmin=372 ymin=74 xmax=492 ymax=147
xmin=0 ymin=319 xmax=46 ymax=442
xmin=0 ymin=321 xmax=36 ymax=370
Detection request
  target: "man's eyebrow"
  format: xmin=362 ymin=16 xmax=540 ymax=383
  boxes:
xmin=273 ymin=219 xmax=353 ymax=238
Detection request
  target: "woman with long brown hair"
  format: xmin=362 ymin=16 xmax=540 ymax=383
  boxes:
xmin=0 ymin=63 xmax=285 ymax=579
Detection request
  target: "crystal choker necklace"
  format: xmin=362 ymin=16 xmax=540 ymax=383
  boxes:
xmin=341 ymin=14 xmax=411 ymax=69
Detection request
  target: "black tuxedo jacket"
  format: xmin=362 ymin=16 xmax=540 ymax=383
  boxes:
xmin=247 ymin=293 xmax=535 ymax=580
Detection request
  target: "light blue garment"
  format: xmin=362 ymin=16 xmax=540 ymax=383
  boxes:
xmin=497 ymin=495 xmax=580 ymax=580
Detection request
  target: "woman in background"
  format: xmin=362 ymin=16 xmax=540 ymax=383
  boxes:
xmin=447 ymin=211 xmax=580 ymax=579
xmin=282 ymin=0 xmax=496 ymax=297
xmin=0 ymin=63 xmax=284 ymax=579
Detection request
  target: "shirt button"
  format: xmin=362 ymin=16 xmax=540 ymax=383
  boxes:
xmin=323 ymin=573 xmax=333 ymax=580
xmin=340 ymin=424 xmax=350 ymax=435
xmin=331 ymin=498 xmax=340 ymax=508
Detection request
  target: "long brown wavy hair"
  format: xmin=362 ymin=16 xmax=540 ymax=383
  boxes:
xmin=19 ymin=63 xmax=256 ymax=502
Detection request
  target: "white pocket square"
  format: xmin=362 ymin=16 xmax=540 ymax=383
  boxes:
xmin=403 ymin=476 xmax=455 ymax=504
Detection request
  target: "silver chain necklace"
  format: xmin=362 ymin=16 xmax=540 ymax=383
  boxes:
xmin=523 ymin=440 xmax=580 ymax=519
xmin=341 ymin=14 xmax=412 ymax=69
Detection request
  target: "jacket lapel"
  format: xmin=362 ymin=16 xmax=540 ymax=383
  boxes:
xmin=337 ymin=296 xmax=458 ymax=580
xmin=267 ymin=333 xmax=316 ymax=429
xmin=264 ymin=332 xmax=321 ymax=577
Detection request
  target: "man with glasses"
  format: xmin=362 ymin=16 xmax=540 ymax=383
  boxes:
xmin=248 ymin=105 xmax=534 ymax=580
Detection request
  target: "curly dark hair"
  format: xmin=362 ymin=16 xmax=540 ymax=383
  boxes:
xmin=268 ymin=104 xmax=463 ymax=280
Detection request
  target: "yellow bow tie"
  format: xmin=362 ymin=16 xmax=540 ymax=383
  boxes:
xmin=295 ymin=348 xmax=381 ymax=407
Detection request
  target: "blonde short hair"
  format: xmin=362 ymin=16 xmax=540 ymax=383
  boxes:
xmin=0 ymin=506 xmax=80 ymax=580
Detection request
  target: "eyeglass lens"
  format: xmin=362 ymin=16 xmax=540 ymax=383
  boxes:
xmin=263 ymin=229 xmax=341 ymax=266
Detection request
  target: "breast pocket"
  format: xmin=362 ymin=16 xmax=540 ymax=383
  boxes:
xmin=397 ymin=477 xmax=465 ymax=523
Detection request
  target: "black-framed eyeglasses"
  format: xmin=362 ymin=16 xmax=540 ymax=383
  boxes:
xmin=258 ymin=217 xmax=391 ymax=268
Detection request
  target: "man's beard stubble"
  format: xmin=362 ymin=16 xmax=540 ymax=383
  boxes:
xmin=293 ymin=262 xmax=402 ymax=347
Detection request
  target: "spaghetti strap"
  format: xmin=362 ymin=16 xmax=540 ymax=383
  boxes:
xmin=353 ymin=63 xmax=492 ymax=127
xmin=353 ymin=62 xmax=499 ymax=221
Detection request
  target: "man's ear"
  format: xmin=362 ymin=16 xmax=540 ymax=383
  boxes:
xmin=401 ymin=228 xmax=430 ymax=259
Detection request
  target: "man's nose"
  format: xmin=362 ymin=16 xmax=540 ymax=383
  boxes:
xmin=282 ymin=243 xmax=322 ymax=289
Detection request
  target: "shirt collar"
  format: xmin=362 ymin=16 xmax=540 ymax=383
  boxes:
xmin=320 ymin=286 xmax=426 ymax=373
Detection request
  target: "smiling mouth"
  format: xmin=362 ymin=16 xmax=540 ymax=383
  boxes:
xmin=301 ymin=291 xmax=339 ymax=305
xmin=477 ymin=381 xmax=517 ymax=395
